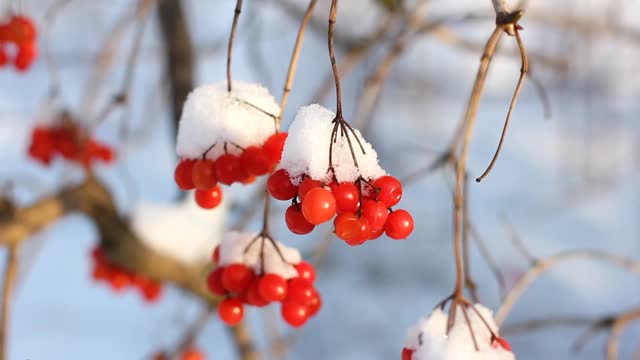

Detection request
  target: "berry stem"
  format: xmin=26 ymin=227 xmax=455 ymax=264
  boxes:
xmin=328 ymin=0 xmax=343 ymax=118
xmin=227 ymin=0 xmax=244 ymax=93
xmin=279 ymin=0 xmax=319 ymax=125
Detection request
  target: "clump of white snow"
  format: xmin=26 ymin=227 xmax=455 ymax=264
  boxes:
xmin=404 ymin=304 xmax=515 ymax=360
xmin=279 ymin=104 xmax=386 ymax=183
xmin=132 ymin=192 xmax=227 ymax=265
xmin=218 ymin=231 xmax=301 ymax=279
xmin=176 ymin=80 xmax=280 ymax=159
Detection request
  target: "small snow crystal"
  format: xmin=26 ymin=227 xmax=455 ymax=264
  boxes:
xmin=218 ymin=232 xmax=302 ymax=279
xmin=176 ymin=80 xmax=280 ymax=159
xmin=404 ymin=304 xmax=515 ymax=360
xmin=132 ymin=192 xmax=227 ymax=265
xmin=279 ymin=104 xmax=385 ymax=183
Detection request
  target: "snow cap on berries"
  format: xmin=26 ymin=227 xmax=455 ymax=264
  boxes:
xmin=176 ymin=80 xmax=280 ymax=159
xmin=404 ymin=304 xmax=515 ymax=360
xmin=279 ymin=104 xmax=385 ymax=183
xmin=219 ymin=232 xmax=301 ymax=279
xmin=132 ymin=192 xmax=227 ymax=265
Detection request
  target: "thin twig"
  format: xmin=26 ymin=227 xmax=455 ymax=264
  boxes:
xmin=0 ymin=244 xmax=18 ymax=360
xmin=227 ymin=0 xmax=244 ymax=92
xmin=328 ymin=0 xmax=343 ymax=117
xmin=607 ymin=308 xmax=640 ymax=360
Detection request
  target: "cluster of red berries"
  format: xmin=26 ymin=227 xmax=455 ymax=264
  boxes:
xmin=268 ymin=171 xmax=414 ymax=245
xmin=0 ymin=15 xmax=37 ymax=72
xmin=400 ymin=337 xmax=511 ymax=359
xmin=174 ymin=132 xmax=287 ymax=209
xmin=90 ymin=247 xmax=162 ymax=303
xmin=207 ymin=246 xmax=321 ymax=328
xmin=153 ymin=349 xmax=204 ymax=360
xmin=28 ymin=125 xmax=115 ymax=167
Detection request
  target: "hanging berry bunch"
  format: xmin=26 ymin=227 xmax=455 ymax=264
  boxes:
xmin=90 ymin=246 xmax=163 ymax=303
xmin=402 ymin=304 xmax=514 ymax=360
xmin=27 ymin=114 xmax=115 ymax=167
xmin=174 ymin=81 xmax=286 ymax=210
xmin=207 ymin=232 xmax=321 ymax=328
xmin=0 ymin=14 xmax=37 ymax=72
xmin=267 ymin=105 xmax=414 ymax=245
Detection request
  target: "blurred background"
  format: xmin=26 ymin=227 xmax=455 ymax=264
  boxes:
xmin=0 ymin=0 xmax=639 ymax=359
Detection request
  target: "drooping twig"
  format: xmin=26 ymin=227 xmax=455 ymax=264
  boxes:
xmin=0 ymin=244 xmax=18 ymax=360
xmin=328 ymin=0 xmax=343 ymax=118
xmin=227 ymin=0 xmax=244 ymax=92
xmin=226 ymin=320 xmax=260 ymax=360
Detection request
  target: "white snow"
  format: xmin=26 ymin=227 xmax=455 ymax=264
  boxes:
xmin=404 ymin=304 xmax=515 ymax=360
xmin=131 ymin=192 xmax=227 ymax=265
xmin=176 ymin=80 xmax=280 ymax=159
xmin=218 ymin=231 xmax=301 ymax=279
xmin=279 ymin=104 xmax=386 ymax=183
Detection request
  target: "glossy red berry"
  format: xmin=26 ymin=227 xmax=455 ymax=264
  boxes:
xmin=263 ymin=132 xmax=288 ymax=163
xmin=294 ymin=261 xmax=316 ymax=283
xmin=402 ymin=347 xmax=414 ymax=360
xmin=285 ymin=278 xmax=314 ymax=306
xmin=333 ymin=182 xmax=359 ymax=213
xmin=307 ymin=291 xmax=322 ymax=317
xmin=192 ymin=160 xmax=217 ymax=190
xmin=195 ymin=186 xmax=223 ymax=209
xmin=373 ymin=176 xmax=403 ymax=207
xmin=361 ymin=200 xmax=389 ymax=230
xmin=218 ymin=298 xmax=244 ymax=325
xmin=215 ymin=154 xmax=242 ymax=185
xmin=240 ymin=146 xmax=271 ymax=176
xmin=334 ymin=212 xmax=362 ymax=243
xmin=267 ymin=169 xmax=298 ymax=200
xmin=281 ymin=301 xmax=309 ymax=327
xmin=297 ymin=178 xmax=322 ymax=202
xmin=384 ymin=209 xmax=414 ymax=239
xmin=221 ymin=264 xmax=254 ymax=293
xmin=175 ymin=159 xmax=196 ymax=190
xmin=285 ymin=205 xmax=315 ymax=235
xmin=206 ymin=268 xmax=227 ymax=296
xmin=301 ymin=188 xmax=336 ymax=225
xmin=258 ymin=274 xmax=288 ymax=302
xmin=246 ymin=278 xmax=269 ymax=307
xmin=14 ymin=41 xmax=37 ymax=72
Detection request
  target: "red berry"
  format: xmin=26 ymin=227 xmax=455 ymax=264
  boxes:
xmin=402 ymin=347 xmax=414 ymax=360
xmin=373 ymin=176 xmax=403 ymax=207
xmin=218 ymin=298 xmax=244 ymax=325
xmin=297 ymin=178 xmax=322 ymax=201
xmin=192 ymin=160 xmax=217 ymax=190
xmin=141 ymin=282 xmax=163 ymax=302
xmin=492 ymin=337 xmax=512 ymax=351
xmin=384 ymin=209 xmax=414 ymax=240
xmin=212 ymin=246 xmax=220 ymax=264
xmin=8 ymin=16 xmax=37 ymax=44
xmin=285 ymin=205 xmax=315 ymax=235
xmin=215 ymin=154 xmax=242 ymax=185
xmin=221 ymin=264 xmax=254 ymax=293
xmin=263 ymin=132 xmax=288 ymax=163
xmin=367 ymin=227 xmax=385 ymax=240
xmin=258 ymin=274 xmax=288 ymax=302
xmin=267 ymin=169 xmax=298 ymax=200
xmin=14 ymin=41 xmax=37 ymax=72
xmin=307 ymin=291 xmax=322 ymax=317
xmin=195 ymin=186 xmax=223 ymax=209
xmin=294 ymin=262 xmax=316 ymax=283
xmin=240 ymin=146 xmax=271 ymax=176
xmin=281 ymin=301 xmax=309 ymax=327
xmin=0 ymin=48 xmax=7 ymax=67
xmin=333 ymin=182 xmax=359 ymax=213
xmin=246 ymin=278 xmax=269 ymax=307
xmin=206 ymin=268 xmax=227 ymax=296
xmin=285 ymin=278 xmax=314 ymax=306
xmin=180 ymin=349 xmax=205 ymax=360
xmin=334 ymin=212 xmax=362 ymax=243
xmin=361 ymin=200 xmax=389 ymax=230
xmin=175 ymin=159 xmax=196 ymax=190
xmin=301 ymin=188 xmax=336 ymax=225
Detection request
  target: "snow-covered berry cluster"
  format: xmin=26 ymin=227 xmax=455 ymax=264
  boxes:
xmin=207 ymin=232 xmax=321 ymax=328
xmin=28 ymin=123 xmax=115 ymax=167
xmin=0 ymin=14 xmax=37 ymax=72
xmin=153 ymin=349 xmax=205 ymax=360
xmin=402 ymin=305 xmax=514 ymax=360
xmin=175 ymin=81 xmax=285 ymax=210
xmin=90 ymin=246 xmax=162 ymax=303
xmin=267 ymin=104 xmax=414 ymax=245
